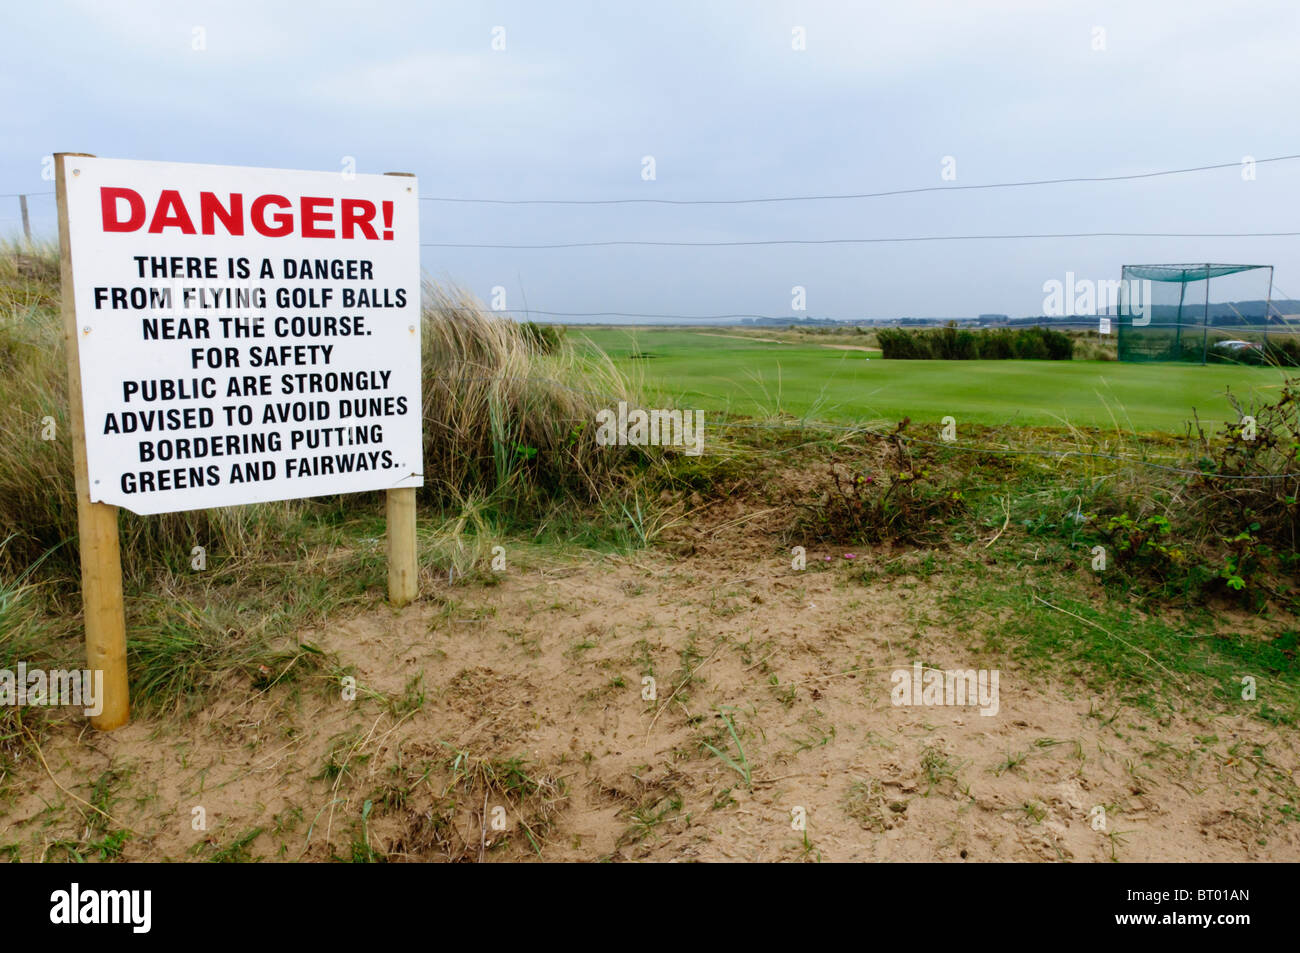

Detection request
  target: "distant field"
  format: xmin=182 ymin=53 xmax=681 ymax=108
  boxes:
xmin=573 ymin=326 xmax=1286 ymax=432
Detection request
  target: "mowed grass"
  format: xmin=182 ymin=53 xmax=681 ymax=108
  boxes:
xmin=573 ymin=327 xmax=1286 ymax=432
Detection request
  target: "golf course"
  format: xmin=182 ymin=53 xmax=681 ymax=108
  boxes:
xmin=575 ymin=326 xmax=1286 ymax=432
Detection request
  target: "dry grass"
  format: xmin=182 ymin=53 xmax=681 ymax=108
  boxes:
xmin=420 ymin=281 xmax=646 ymax=506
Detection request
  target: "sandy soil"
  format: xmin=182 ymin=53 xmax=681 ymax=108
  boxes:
xmin=3 ymin=495 xmax=1297 ymax=863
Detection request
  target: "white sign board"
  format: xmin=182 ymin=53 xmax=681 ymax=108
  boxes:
xmin=1099 ymin=317 xmax=1112 ymax=335
xmin=62 ymin=156 xmax=423 ymax=515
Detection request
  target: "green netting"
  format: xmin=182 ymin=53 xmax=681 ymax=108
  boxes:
xmin=1123 ymin=263 xmax=1265 ymax=282
xmin=1116 ymin=263 xmax=1275 ymax=364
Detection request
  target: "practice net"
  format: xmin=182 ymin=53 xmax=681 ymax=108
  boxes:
xmin=1115 ymin=263 xmax=1281 ymax=364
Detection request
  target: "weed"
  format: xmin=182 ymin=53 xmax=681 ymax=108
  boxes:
xmin=700 ymin=708 xmax=752 ymax=790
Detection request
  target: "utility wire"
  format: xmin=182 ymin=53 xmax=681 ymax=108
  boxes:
xmin=453 ymin=308 xmax=832 ymax=321
xmin=424 ymin=230 xmax=1300 ymax=250
xmin=5 ymin=154 xmax=1297 ymax=206
xmin=418 ymin=153 xmax=1300 ymax=206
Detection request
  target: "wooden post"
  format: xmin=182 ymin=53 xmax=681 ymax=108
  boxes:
xmin=19 ymin=194 xmax=31 ymax=243
xmin=55 ymin=153 xmax=130 ymax=730
xmin=386 ymin=487 xmax=418 ymax=606
xmin=384 ymin=171 xmax=419 ymax=607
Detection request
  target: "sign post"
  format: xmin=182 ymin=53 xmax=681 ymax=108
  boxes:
xmin=384 ymin=172 xmax=418 ymax=607
xmin=386 ymin=485 xmax=418 ymax=605
xmin=56 ymin=154 xmax=425 ymax=728
xmin=56 ymin=152 xmax=131 ymax=731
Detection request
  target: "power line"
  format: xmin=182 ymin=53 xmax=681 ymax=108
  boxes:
xmin=418 ymin=153 xmax=1300 ymax=206
xmin=423 ymin=230 xmax=1300 ymax=250
xmin=465 ymin=308 xmax=825 ymax=321
xmin=4 ymin=153 xmax=1297 ymax=207
xmin=446 ymin=305 xmax=911 ymax=322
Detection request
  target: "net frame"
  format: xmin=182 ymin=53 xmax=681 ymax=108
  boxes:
xmin=1116 ymin=262 xmax=1275 ymax=364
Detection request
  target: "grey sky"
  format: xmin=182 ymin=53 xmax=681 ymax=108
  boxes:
xmin=4 ymin=0 xmax=1298 ymax=320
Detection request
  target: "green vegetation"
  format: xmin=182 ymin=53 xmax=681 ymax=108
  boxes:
xmin=573 ymin=326 xmax=1285 ymax=430
xmin=877 ymin=324 xmax=1074 ymax=361
xmin=700 ymin=707 xmax=752 ymax=790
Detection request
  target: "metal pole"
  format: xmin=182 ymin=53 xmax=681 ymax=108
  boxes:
xmin=1119 ymin=265 xmax=1130 ymax=362
xmin=1264 ymin=265 xmax=1274 ymax=353
xmin=1200 ymin=263 xmax=1211 ymax=366
xmin=1174 ymin=270 xmax=1186 ymax=357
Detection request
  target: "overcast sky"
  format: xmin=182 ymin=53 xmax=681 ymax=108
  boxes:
xmin=3 ymin=0 xmax=1298 ymax=321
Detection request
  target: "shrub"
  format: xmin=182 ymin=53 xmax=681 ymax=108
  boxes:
xmin=791 ymin=419 xmax=966 ymax=545
xmin=877 ymin=325 xmax=1073 ymax=361
xmin=1040 ymin=327 xmax=1074 ymax=360
xmin=1080 ymin=380 xmax=1300 ymax=604
xmin=977 ymin=330 xmax=1014 ymax=360
xmin=1012 ymin=327 xmax=1048 ymax=360
xmin=876 ymin=327 xmax=931 ymax=359
xmin=1188 ymin=382 xmax=1300 ymax=553
xmin=931 ymin=323 xmax=979 ymax=360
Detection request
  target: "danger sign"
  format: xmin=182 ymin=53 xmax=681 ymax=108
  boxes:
xmin=61 ymin=156 xmax=423 ymax=515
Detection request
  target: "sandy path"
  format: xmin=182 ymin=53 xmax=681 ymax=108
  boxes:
xmin=5 ymin=494 xmax=1294 ymax=863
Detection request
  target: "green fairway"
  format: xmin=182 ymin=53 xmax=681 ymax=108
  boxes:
xmin=573 ymin=327 xmax=1287 ymax=432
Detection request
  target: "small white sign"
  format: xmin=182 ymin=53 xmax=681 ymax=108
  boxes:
xmin=1099 ymin=317 xmax=1112 ymax=335
xmin=63 ymin=156 xmax=423 ymax=515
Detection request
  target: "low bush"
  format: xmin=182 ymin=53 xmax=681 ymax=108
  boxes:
xmin=790 ymin=419 xmax=967 ymax=545
xmin=876 ymin=324 xmax=1074 ymax=361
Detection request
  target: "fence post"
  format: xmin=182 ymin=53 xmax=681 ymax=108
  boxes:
xmin=20 ymin=194 xmax=31 ymax=243
xmin=384 ymin=171 xmax=419 ymax=607
xmin=55 ymin=152 xmax=131 ymax=730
